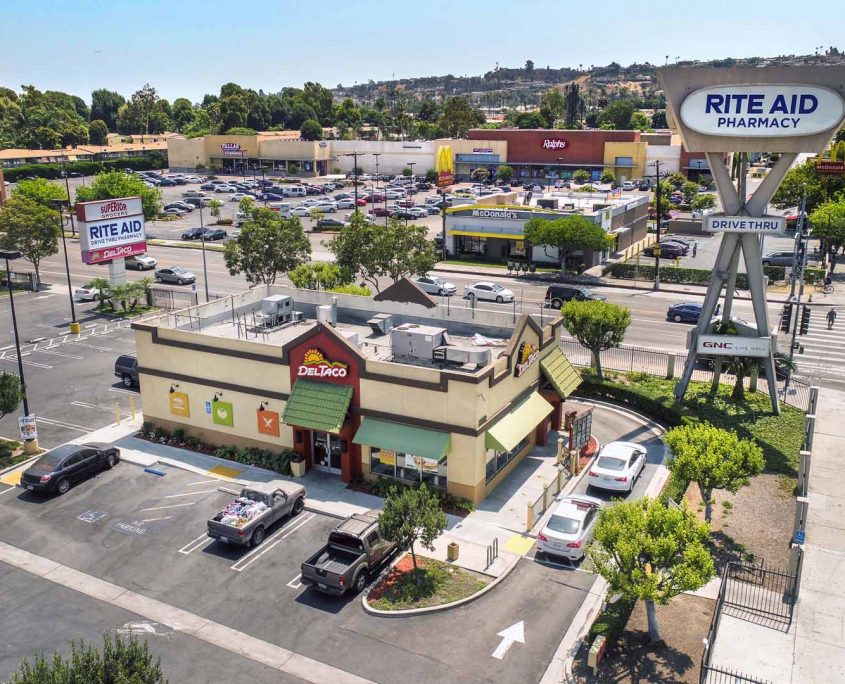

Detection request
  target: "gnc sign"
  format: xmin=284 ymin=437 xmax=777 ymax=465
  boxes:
xmin=696 ymin=335 xmax=771 ymax=358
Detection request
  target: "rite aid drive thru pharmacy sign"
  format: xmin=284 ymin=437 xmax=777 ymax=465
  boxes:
xmin=76 ymin=197 xmax=146 ymax=265
xmin=680 ymin=85 xmax=845 ymax=137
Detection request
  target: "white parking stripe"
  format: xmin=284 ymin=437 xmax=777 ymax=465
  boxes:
xmin=138 ymin=502 xmax=196 ymax=513
xmin=231 ymin=514 xmax=315 ymax=573
xmin=33 ymin=348 xmax=84 ymax=359
xmin=178 ymin=533 xmax=213 ymax=555
xmin=0 ymin=357 xmax=53 ymax=369
xmin=35 ymin=417 xmax=89 ymax=432
xmin=0 ymin=485 xmax=18 ymax=496
xmin=186 ymin=479 xmax=221 ymax=486
xmin=286 ymin=573 xmax=303 ymax=590
xmin=140 ymin=516 xmax=172 ymax=523
xmin=164 ymin=489 xmax=218 ymax=499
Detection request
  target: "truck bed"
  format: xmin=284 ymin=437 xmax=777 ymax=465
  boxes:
xmin=306 ymin=545 xmax=362 ymax=574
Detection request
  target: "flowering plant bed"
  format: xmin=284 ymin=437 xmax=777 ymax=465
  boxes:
xmin=367 ymin=554 xmax=488 ymax=611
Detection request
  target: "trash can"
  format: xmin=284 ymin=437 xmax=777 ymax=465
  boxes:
xmin=290 ymin=453 xmax=306 ymax=478
xmin=447 ymin=542 xmax=459 ymax=561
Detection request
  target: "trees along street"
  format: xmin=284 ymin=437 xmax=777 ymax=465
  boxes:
xmin=523 ymin=215 xmax=615 ymax=274
xmin=588 ymin=497 xmax=715 ymax=643
xmin=559 ymin=300 xmax=632 ymax=380
xmin=664 ymin=423 xmax=765 ymax=524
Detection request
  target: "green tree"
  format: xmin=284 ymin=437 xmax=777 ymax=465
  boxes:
xmin=208 ymin=198 xmax=223 ymax=221
xmin=76 ymin=170 xmax=161 ymax=221
xmin=588 ymin=497 xmax=715 ymax=642
xmin=0 ymin=371 xmax=22 ymax=421
xmin=470 ymin=168 xmax=490 ymax=182
xmin=596 ymin=100 xmax=634 ymax=130
xmin=572 ymin=168 xmax=590 ymax=184
xmin=667 ymin=172 xmax=687 ymax=189
xmin=90 ymin=88 xmax=125 ymax=131
xmin=651 ymin=110 xmax=668 ymax=128
xmin=513 ymin=111 xmax=548 ymax=129
xmin=379 ymin=484 xmax=447 ymax=576
xmin=681 ymin=180 xmax=700 ymax=205
xmin=9 ymin=634 xmax=165 ymax=683
xmin=218 ymin=95 xmax=248 ymax=130
xmin=13 ymin=177 xmax=68 ymax=207
xmin=438 ymin=96 xmax=485 ymax=137
xmin=539 ymin=88 xmax=565 ymax=127
xmin=223 ymin=209 xmax=311 ymax=285
xmin=171 ymin=97 xmax=196 ymax=132
xmin=559 ymin=299 xmax=631 ymax=380
xmin=125 ymin=83 xmax=161 ymax=134
xmin=691 ymin=194 xmax=716 ymax=212
xmin=300 ymin=118 xmax=323 ymax=141
xmin=809 ymin=199 xmax=845 ymax=249
xmin=327 ymin=214 xmax=437 ymax=292
xmin=288 ymin=262 xmax=349 ymax=290
xmin=425 ymin=169 xmax=438 ymax=183
xmin=600 ymin=171 xmax=616 ymax=186
xmin=88 ymin=118 xmax=109 ymax=145
xmin=524 ymin=60 xmax=535 ymax=83
xmin=496 ymin=165 xmax=514 ymax=183
xmin=773 ymin=159 xmax=845 ymax=213
xmin=630 ymin=111 xmax=651 ymax=131
xmin=402 ymin=166 xmax=413 ymax=177
xmin=563 ymin=83 xmax=583 ymax=128
xmin=665 ymin=423 xmax=765 ymax=523
xmin=224 ymin=126 xmax=256 ymax=136
xmin=524 ymin=215 xmax=614 ymax=273
xmin=0 ymin=195 xmax=60 ymax=286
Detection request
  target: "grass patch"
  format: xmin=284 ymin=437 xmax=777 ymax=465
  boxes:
xmin=95 ymin=305 xmax=159 ymax=319
xmin=0 ymin=439 xmax=29 ymax=470
xmin=579 ymin=371 xmax=805 ymax=475
xmin=368 ymin=555 xmax=488 ymax=610
xmin=146 ymin=239 xmax=226 ymax=252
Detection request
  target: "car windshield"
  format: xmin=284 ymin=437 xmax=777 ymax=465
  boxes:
xmin=596 ymin=456 xmax=627 ymax=471
xmin=546 ymin=515 xmax=581 ymax=535
xmin=172 ymin=267 xmax=186 ymax=273
xmin=490 ymin=284 xmax=504 ymax=291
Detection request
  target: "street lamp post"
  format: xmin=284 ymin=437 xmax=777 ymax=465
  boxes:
xmin=59 ymin=162 xmax=76 ymax=236
xmin=49 ymin=199 xmax=79 ymax=333
xmin=198 ymin=204 xmax=210 ymax=302
xmin=1 ymin=249 xmax=37 ymax=453
xmin=372 ymin=153 xmax=381 ymax=222
xmin=407 ymin=163 xmax=416 ymax=200
xmin=647 ymin=160 xmax=664 ymax=290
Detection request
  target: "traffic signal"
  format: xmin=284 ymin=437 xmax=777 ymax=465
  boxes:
xmin=796 ymin=237 xmax=806 ymax=265
xmin=799 ymin=306 xmax=811 ymax=335
xmin=779 ymin=303 xmax=794 ymax=332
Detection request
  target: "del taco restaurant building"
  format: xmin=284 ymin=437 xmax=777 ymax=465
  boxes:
xmin=132 ymin=285 xmax=582 ymax=504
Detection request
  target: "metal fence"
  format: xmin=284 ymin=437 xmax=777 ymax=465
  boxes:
xmin=149 ymin=286 xmax=199 ymax=310
xmin=526 ymin=466 xmax=568 ymax=530
xmin=561 ymin=339 xmax=814 ymax=412
xmin=0 ymin=270 xmax=35 ymax=291
xmin=701 ymin=665 xmax=771 ymax=684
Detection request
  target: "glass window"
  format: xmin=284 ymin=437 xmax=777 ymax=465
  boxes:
xmin=596 ymin=456 xmax=626 ymax=471
xmin=370 ymin=448 xmax=447 ymax=489
xmin=547 ymin=515 xmax=581 ymax=535
xmin=486 ymin=436 xmax=529 ymax=482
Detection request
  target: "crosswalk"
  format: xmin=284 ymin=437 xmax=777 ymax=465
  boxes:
xmin=785 ymin=311 xmax=845 ymax=386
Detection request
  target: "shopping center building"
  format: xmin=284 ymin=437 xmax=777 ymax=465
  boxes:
xmin=132 ymin=284 xmax=582 ymax=503
xmin=446 ymin=191 xmax=650 ymax=268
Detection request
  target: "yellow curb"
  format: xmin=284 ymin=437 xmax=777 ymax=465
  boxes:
xmin=503 ymin=534 xmax=535 ymax=557
xmin=0 ymin=470 xmax=23 ymax=486
xmin=208 ymin=465 xmax=242 ymax=479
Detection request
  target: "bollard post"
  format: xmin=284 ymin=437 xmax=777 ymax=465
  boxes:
xmin=114 ymin=401 xmax=121 ymax=424
xmin=570 ymin=449 xmax=579 ymax=475
xmin=666 ymin=354 xmax=676 ymax=379
xmin=130 ymin=396 xmax=136 ymax=419
xmin=526 ymin=503 xmax=533 ymax=531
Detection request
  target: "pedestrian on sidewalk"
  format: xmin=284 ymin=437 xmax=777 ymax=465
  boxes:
xmin=828 ymin=308 xmax=837 ymax=330
xmin=831 ymin=253 xmax=838 ymax=274
xmin=692 ymin=242 xmax=698 ymax=258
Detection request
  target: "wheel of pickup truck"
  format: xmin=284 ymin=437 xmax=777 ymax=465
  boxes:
xmin=292 ymin=497 xmax=304 ymax=515
xmin=250 ymin=526 xmax=265 ymax=547
xmin=354 ymin=570 xmax=368 ymax=593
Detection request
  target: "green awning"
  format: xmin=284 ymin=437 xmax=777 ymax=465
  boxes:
xmin=282 ymin=379 xmax=353 ymax=433
xmin=485 ymin=391 xmax=554 ymax=453
xmin=541 ymin=347 xmax=582 ymax=398
xmin=353 ymin=418 xmax=450 ymax=462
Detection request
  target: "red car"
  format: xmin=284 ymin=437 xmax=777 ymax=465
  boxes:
xmin=397 ymin=199 xmax=415 ymax=208
xmin=373 ymin=206 xmax=391 ymax=217
xmin=357 ymin=198 xmax=367 ymax=206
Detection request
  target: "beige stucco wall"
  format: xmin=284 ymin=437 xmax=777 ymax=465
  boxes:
xmin=259 ymin=139 xmax=330 ymax=161
xmin=438 ymin=138 xmax=509 ymax=163
xmin=167 ymin=137 xmax=207 ymax=169
xmin=604 ymin=141 xmax=647 ymax=181
xmin=204 ymin=135 xmax=260 ymax=158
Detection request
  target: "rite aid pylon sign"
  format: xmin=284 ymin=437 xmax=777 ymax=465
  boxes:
xmin=658 ymin=66 xmax=845 ymax=153
xmin=76 ymin=197 xmax=146 ymax=265
xmin=680 ymin=85 xmax=844 ymax=137
xmin=436 ymin=145 xmax=454 ymax=188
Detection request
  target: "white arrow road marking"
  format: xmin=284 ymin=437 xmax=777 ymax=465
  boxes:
xmin=491 ymin=621 xmax=525 ymax=660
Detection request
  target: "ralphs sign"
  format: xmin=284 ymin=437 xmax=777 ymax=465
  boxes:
xmin=680 ymin=85 xmax=845 ymax=137
xmin=76 ymin=197 xmax=146 ymax=265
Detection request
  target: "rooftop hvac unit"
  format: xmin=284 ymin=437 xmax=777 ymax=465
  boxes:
xmin=390 ymin=324 xmax=447 ymax=360
xmin=445 ymin=346 xmax=491 ymax=367
xmin=316 ymin=304 xmax=337 ymax=327
xmin=367 ymin=313 xmax=393 ymax=335
xmin=261 ymin=295 xmax=293 ymax=326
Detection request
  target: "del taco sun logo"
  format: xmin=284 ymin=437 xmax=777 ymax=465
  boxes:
xmin=298 ymin=348 xmax=349 ymax=377
xmin=515 ymin=341 xmax=540 ymax=377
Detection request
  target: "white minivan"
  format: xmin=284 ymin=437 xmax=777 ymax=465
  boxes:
xmin=283 ymin=185 xmax=307 ymax=197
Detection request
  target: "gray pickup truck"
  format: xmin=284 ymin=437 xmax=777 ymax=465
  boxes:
xmin=300 ymin=512 xmax=396 ymax=595
xmin=207 ymin=480 xmax=306 ymax=547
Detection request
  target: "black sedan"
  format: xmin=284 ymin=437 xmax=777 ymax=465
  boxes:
xmin=181 ymin=227 xmax=205 ymax=240
xmin=202 ymin=228 xmax=228 ymax=241
xmin=644 ymin=241 xmax=687 ymax=258
xmin=20 ymin=443 xmax=120 ymax=495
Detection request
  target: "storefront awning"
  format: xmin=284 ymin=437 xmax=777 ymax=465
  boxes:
xmin=282 ymin=379 xmax=353 ymax=434
xmin=353 ymin=418 xmax=450 ymax=462
xmin=541 ymin=348 xmax=582 ymax=399
xmin=485 ymin=392 xmax=554 ymax=453
xmin=450 ymin=230 xmax=525 ymax=240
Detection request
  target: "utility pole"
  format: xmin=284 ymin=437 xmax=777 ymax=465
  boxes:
xmin=648 ymin=160 xmax=664 ymax=290
xmin=372 ymin=153 xmax=381 ymax=221
xmin=339 ymin=152 xmax=363 ymax=214
xmin=60 ymin=161 xmax=76 ymax=236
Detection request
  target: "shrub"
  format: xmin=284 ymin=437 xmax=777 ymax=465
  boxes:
xmin=172 ymin=427 xmax=186 ymax=443
xmin=141 ymin=421 xmax=155 ymax=438
xmin=328 ymin=284 xmax=371 ymax=296
xmin=1 ymin=154 xmax=167 ymax=182
xmin=608 ymin=262 xmax=802 ymax=288
xmin=589 ymin=595 xmax=637 ymax=645
xmin=217 ymin=218 xmax=233 ymax=225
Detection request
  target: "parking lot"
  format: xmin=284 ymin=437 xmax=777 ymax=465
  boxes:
xmin=0 ymin=460 xmax=598 ymax=684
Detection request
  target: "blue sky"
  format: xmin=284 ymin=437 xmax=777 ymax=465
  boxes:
xmin=1 ymin=0 xmax=840 ymax=103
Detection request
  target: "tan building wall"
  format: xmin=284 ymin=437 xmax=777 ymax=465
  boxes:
xmin=166 ymin=137 xmax=207 ymax=169
xmin=604 ymin=141 xmax=648 ymax=181
xmin=441 ymin=138 xmax=509 ymax=163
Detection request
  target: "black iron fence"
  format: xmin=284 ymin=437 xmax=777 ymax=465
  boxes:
xmin=701 ymin=665 xmax=772 ymax=684
xmin=561 ymin=339 xmax=813 ymax=411
xmin=0 ymin=270 xmax=35 ymax=291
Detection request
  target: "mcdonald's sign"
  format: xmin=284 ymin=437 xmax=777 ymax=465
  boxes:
xmin=435 ymin=145 xmax=454 ymax=188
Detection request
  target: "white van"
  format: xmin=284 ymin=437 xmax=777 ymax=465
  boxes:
xmin=283 ymin=185 xmax=306 ymax=198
